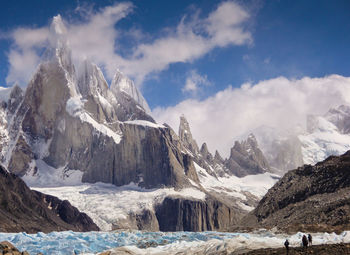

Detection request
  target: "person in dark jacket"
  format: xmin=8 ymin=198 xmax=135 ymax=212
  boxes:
xmin=302 ymin=235 xmax=308 ymax=248
xmin=284 ymin=239 xmax=290 ymax=254
xmin=308 ymin=234 xmax=312 ymax=246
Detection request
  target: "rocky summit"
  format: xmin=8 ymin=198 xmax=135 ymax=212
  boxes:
xmin=0 ymin=164 xmax=98 ymax=233
xmin=241 ymin=150 xmax=350 ymax=233
xmin=0 ymin=15 xmax=196 ymax=190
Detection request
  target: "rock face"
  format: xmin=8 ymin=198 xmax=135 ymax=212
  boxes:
xmin=110 ymin=71 xmax=154 ymax=122
xmin=0 ymin=165 xmax=99 ymax=233
xmin=242 ymin=150 xmax=350 ymax=233
xmin=155 ymin=196 xmax=241 ymax=231
xmin=225 ymin=134 xmax=270 ymax=177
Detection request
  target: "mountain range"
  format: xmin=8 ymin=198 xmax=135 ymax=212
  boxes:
xmin=0 ymin=15 xmax=350 ymax=233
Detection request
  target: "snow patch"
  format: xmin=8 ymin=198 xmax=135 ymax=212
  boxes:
xmin=22 ymin=160 xmax=83 ymax=187
xmin=194 ymin=162 xmax=279 ymax=210
xmin=66 ymin=97 xmax=122 ymax=144
xmin=299 ymin=116 xmax=350 ymax=164
xmin=124 ymin=120 xmax=165 ymax=129
xmin=0 ymin=87 xmax=12 ymax=102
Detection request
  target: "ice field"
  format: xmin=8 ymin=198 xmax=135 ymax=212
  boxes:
xmin=1 ymin=230 xmax=350 ymax=255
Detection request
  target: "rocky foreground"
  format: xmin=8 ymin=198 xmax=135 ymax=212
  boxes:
xmin=241 ymin=151 xmax=350 ymax=233
xmin=0 ymin=165 xmax=98 ymax=233
xmin=243 ymin=243 xmax=350 ymax=255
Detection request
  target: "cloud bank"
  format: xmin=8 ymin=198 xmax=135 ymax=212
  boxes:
xmin=5 ymin=1 xmax=252 ymax=86
xmin=152 ymin=75 xmax=350 ymax=157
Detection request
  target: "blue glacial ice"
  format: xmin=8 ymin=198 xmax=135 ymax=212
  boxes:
xmin=0 ymin=230 xmax=350 ymax=255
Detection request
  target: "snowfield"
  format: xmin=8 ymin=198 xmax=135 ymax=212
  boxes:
xmin=1 ymin=230 xmax=350 ymax=255
xmin=33 ymin=182 xmax=206 ymax=231
xmin=31 ymin=168 xmax=279 ymax=232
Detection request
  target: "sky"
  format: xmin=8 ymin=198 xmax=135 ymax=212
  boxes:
xmin=1 ymin=0 xmax=350 ymax=157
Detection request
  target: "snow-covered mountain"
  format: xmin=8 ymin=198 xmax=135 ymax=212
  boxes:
xmin=0 ymin=15 xmax=278 ymax=232
xmin=252 ymin=105 xmax=350 ymax=173
xmin=299 ymin=105 xmax=350 ymax=165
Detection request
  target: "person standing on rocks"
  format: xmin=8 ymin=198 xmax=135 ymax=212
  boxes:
xmin=302 ymin=235 xmax=308 ymax=249
xmin=308 ymin=234 xmax=312 ymax=246
xmin=284 ymin=239 xmax=290 ymax=254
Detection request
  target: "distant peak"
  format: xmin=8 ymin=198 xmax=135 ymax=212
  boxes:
xmin=48 ymin=15 xmax=69 ymax=51
xmin=110 ymin=70 xmax=151 ymax=114
xmin=247 ymin=133 xmax=258 ymax=147
xmin=178 ymin=115 xmax=199 ymax=154
xmin=214 ymin=150 xmax=223 ymax=162
xmin=180 ymin=114 xmax=188 ymax=123
xmin=200 ymin=142 xmax=209 ymax=154
xmin=50 ymin=15 xmax=67 ymax=36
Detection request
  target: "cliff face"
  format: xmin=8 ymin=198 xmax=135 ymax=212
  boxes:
xmin=155 ymin=196 xmax=241 ymax=232
xmin=0 ymin=165 xmax=98 ymax=233
xmin=242 ymin=150 xmax=350 ymax=232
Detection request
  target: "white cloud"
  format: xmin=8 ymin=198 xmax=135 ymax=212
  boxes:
xmin=6 ymin=2 xmax=133 ymax=86
xmin=152 ymin=75 xmax=350 ymax=157
xmin=5 ymin=1 xmax=252 ymax=87
xmin=182 ymin=70 xmax=210 ymax=95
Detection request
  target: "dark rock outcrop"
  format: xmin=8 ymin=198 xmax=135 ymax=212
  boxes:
xmin=0 ymin=241 xmax=29 ymax=255
xmin=241 ymin=150 xmax=350 ymax=232
xmin=0 ymin=165 xmax=99 ymax=233
xmin=155 ymin=196 xmax=242 ymax=231
xmin=112 ymin=209 xmax=159 ymax=231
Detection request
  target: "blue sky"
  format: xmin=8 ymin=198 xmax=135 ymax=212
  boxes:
xmin=1 ymin=0 xmax=350 ymax=108
xmin=1 ymin=1 xmax=350 ymax=155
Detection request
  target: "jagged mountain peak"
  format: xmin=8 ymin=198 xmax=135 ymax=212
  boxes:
xmin=246 ymin=133 xmax=258 ymax=147
xmin=324 ymin=104 xmax=350 ymax=134
xmin=178 ymin=114 xmax=199 ymax=154
xmin=226 ymin=134 xmax=271 ymax=177
xmin=214 ymin=150 xmax=224 ymax=163
xmin=200 ymin=142 xmax=209 ymax=155
xmin=77 ymin=59 xmax=109 ymax=98
xmin=110 ymin=70 xmax=151 ymax=114
xmin=50 ymin=15 xmax=67 ymax=37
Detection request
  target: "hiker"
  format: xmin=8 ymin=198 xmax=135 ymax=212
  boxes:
xmin=284 ymin=239 xmax=290 ymax=254
xmin=302 ymin=234 xmax=308 ymax=248
xmin=308 ymin=234 xmax=312 ymax=246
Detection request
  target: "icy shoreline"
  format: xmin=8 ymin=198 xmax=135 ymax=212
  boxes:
xmin=1 ymin=230 xmax=350 ymax=255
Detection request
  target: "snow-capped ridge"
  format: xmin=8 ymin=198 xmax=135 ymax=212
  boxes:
xmin=300 ymin=105 xmax=350 ymax=165
xmin=110 ymin=70 xmax=151 ymax=114
xmin=77 ymin=59 xmax=109 ymax=98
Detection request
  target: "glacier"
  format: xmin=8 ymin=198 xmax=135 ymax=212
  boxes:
xmin=1 ymin=230 xmax=350 ymax=255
